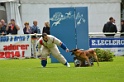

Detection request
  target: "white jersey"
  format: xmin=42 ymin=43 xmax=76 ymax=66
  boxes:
xmin=37 ymin=35 xmax=62 ymax=48
xmin=36 ymin=35 xmax=70 ymax=67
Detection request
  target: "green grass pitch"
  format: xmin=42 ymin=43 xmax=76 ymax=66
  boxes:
xmin=0 ymin=57 xmax=124 ymax=82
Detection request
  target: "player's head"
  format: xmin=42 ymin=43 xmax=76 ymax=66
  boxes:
xmin=42 ymin=33 xmax=48 ymax=42
xmin=10 ymin=19 xmax=15 ymax=24
xmin=33 ymin=20 xmax=37 ymax=26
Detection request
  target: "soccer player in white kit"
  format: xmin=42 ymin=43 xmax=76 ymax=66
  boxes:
xmin=36 ymin=33 xmax=70 ymax=67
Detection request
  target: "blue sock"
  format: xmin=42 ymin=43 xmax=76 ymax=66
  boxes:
xmin=41 ymin=60 xmax=47 ymax=67
xmin=64 ymin=62 xmax=68 ymax=66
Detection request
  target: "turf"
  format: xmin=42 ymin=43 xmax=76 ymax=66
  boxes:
xmin=0 ymin=57 xmax=124 ymax=82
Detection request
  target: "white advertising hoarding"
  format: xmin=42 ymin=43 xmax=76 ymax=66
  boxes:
xmin=0 ymin=34 xmax=31 ymax=59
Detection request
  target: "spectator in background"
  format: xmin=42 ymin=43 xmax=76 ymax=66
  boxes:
xmin=112 ymin=19 xmax=116 ymax=25
xmin=1 ymin=19 xmax=7 ymax=34
xmin=120 ymin=20 xmax=124 ymax=38
xmin=23 ymin=22 xmax=33 ymax=34
xmin=0 ymin=22 xmax=6 ymax=35
xmin=112 ymin=18 xmax=117 ymax=33
xmin=31 ymin=21 xmax=41 ymax=34
xmin=31 ymin=20 xmax=41 ymax=58
xmin=23 ymin=22 xmax=33 ymax=58
xmin=42 ymin=21 xmax=50 ymax=35
xmin=6 ymin=19 xmax=20 ymax=35
xmin=102 ymin=17 xmax=117 ymax=38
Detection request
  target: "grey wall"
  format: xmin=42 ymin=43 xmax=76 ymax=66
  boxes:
xmin=0 ymin=11 xmax=7 ymax=21
xmin=20 ymin=2 xmax=121 ymax=32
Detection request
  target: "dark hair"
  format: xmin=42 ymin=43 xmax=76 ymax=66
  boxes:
xmin=121 ymin=20 xmax=124 ymax=22
xmin=109 ymin=17 xmax=113 ymax=21
xmin=24 ymin=22 xmax=29 ymax=25
xmin=11 ymin=19 xmax=15 ymax=21
xmin=41 ymin=33 xmax=47 ymax=38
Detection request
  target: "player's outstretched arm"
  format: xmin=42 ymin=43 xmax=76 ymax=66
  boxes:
xmin=60 ymin=42 xmax=69 ymax=52
xmin=52 ymin=36 xmax=69 ymax=52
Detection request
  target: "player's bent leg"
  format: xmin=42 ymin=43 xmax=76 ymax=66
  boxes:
xmin=50 ymin=47 xmax=70 ymax=67
xmin=57 ymin=54 xmax=70 ymax=67
xmin=64 ymin=61 xmax=70 ymax=67
xmin=52 ymin=53 xmax=70 ymax=67
xmin=40 ymin=47 xmax=50 ymax=67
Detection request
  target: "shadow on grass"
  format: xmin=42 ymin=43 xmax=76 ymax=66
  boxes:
xmin=36 ymin=66 xmax=59 ymax=68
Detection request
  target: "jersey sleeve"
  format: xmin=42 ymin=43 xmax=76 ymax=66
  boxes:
xmin=53 ymin=36 xmax=68 ymax=50
xmin=52 ymin=36 xmax=62 ymax=46
xmin=36 ymin=38 xmax=43 ymax=49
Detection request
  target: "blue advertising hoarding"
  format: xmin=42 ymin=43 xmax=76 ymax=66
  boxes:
xmin=75 ymin=7 xmax=89 ymax=50
xmin=49 ymin=7 xmax=76 ymax=62
xmin=89 ymin=38 xmax=124 ymax=56
xmin=90 ymin=38 xmax=124 ymax=48
xmin=49 ymin=7 xmax=89 ymax=62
